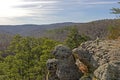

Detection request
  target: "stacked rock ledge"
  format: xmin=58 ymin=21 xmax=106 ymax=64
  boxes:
xmin=46 ymin=39 xmax=120 ymax=80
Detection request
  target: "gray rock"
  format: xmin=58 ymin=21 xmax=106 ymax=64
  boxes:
xmin=73 ymin=39 xmax=120 ymax=80
xmin=52 ymin=44 xmax=83 ymax=80
xmin=46 ymin=39 xmax=120 ymax=80
xmin=72 ymin=47 xmax=98 ymax=73
xmin=52 ymin=44 xmax=72 ymax=59
xmin=46 ymin=59 xmax=60 ymax=80
xmin=94 ymin=62 xmax=120 ymax=80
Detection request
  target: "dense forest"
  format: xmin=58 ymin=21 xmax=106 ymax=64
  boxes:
xmin=0 ymin=35 xmax=58 ymax=80
xmin=0 ymin=27 xmax=90 ymax=80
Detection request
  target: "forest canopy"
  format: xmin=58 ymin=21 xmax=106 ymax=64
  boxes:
xmin=0 ymin=35 xmax=60 ymax=80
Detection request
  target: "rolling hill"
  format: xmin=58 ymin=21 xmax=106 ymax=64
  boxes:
xmin=0 ymin=19 xmax=119 ymax=41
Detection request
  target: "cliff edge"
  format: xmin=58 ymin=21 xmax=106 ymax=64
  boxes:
xmin=46 ymin=38 xmax=120 ymax=80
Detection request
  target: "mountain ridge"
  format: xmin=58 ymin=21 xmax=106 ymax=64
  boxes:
xmin=0 ymin=19 xmax=119 ymax=40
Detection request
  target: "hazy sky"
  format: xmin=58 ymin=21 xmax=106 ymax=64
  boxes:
xmin=0 ymin=0 xmax=119 ymax=25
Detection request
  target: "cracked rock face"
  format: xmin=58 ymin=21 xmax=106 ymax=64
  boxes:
xmin=72 ymin=48 xmax=98 ymax=73
xmin=46 ymin=59 xmax=60 ymax=80
xmin=51 ymin=44 xmax=83 ymax=80
xmin=46 ymin=39 xmax=120 ymax=80
xmin=52 ymin=44 xmax=72 ymax=59
xmin=73 ymin=39 xmax=120 ymax=80
xmin=94 ymin=62 xmax=120 ymax=80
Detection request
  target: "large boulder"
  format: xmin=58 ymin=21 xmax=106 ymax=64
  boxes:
xmin=52 ymin=44 xmax=83 ymax=80
xmin=73 ymin=39 xmax=120 ymax=80
xmin=46 ymin=59 xmax=60 ymax=80
xmin=72 ymin=47 xmax=98 ymax=73
xmin=94 ymin=61 xmax=120 ymax=80
xmin=46 ymin=39 xmax=120 ymax=80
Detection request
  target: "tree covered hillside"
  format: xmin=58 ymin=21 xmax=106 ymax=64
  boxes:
xmin=0 ymin=35 xmax=60 ymax=80
xmin=0 ymin=27 xmax=89 ymax=80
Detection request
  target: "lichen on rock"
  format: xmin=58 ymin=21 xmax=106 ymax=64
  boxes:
xmin=47 ymin=44 xmax=83 ymax=80
xmin=46 ymin=39 xmax=120 ymax=80
xmin=46 ymin=59 xmax=59 ymax=80
xmin=73 ymin=39 xmax=120 ymax=80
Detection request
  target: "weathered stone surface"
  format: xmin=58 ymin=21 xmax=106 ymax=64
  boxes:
xmin=52 ymin=44 xmax=72 ymax=59
xmin=46 ymin=59 xmax=60 ymax=80
xmin=73 ymin=39 xmax=120 ymax=80
xmin=52 ymin=44 xmax=83 ymax=80
xmin=46 ymin=39 xmax=120 ymax=80
xmin=72 ymin=47 xmax=99 ymax=73
xmin=94 ymin=62 xmax=120 ymax=80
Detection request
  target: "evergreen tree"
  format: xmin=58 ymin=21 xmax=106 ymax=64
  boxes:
xmin=0 ymin=35 xmax=60 ymax=80
xmin=107 ymin=2 xmax=120 ymax=39
xmin=111 ymin=2 xmax=120 ymax=14
xmin=65 ymin=27 xmax=90 ymax=49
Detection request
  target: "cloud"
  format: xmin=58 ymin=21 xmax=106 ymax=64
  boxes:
xmin=13 ymin=0 xmax=63 ymax=20
xmin=15 ymin=4 xmax=41 ymax=8
xmin=79 ymin=1 xmax=117 ymax=5
xmin=14 ymin=0 xmax=59 ymax=8
xmin=0 ymin=0 xmax=119 ymax=25
xmin=57 ymin=0 xmax=117 ymax=6
xmin=14 ymin=0 xmax=61 ymax=14
xmin=0 ymin=17 xmax=21 ymax=25
xmin=0 ymin=0 xmax=62 ymax=24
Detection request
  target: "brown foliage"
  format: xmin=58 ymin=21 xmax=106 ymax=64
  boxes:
xmin=76 ymin=59 xmax=88 ymax=74
xmin=107 ymin=26 xmax=120 ymax=39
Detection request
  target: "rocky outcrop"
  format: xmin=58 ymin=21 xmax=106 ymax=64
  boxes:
xmin=73 ymin=39 xmax=120 ymax=80
xmin=46 ymin=39 xmax=120 ymax=80
xmin=46 ymin=59 xmax=60 ymax=80
xmin=94 ymin=62 xmax=120 ymax=80
xmin=47 ymin=45 xmax=83 ymax=80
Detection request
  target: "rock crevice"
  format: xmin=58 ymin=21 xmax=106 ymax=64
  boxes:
xmin=46 ymin=39 xmax=120 ymax=80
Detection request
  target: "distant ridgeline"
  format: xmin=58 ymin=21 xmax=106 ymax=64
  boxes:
xmin=0 ymin=19 xmax=120 ymax=41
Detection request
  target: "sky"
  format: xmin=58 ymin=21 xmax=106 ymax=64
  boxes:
xmin=0 ymin=0 xmax=119 ymax=25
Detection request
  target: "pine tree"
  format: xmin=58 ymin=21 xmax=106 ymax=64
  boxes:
xmin=111 ymin=2 xmax=120 ymax=14
xmin=65 ymin=27 xmax=90 ymax=49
